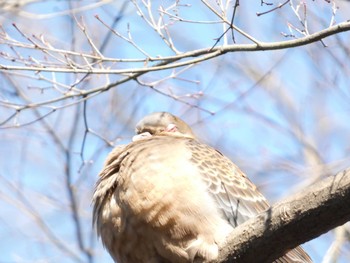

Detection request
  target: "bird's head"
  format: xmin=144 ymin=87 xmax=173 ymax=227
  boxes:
xmin=133 ymin=112 xmax=196 ymax=141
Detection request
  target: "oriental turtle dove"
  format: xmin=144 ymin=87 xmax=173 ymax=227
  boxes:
xmin=92 ymin=112 xmax=312 ymax=263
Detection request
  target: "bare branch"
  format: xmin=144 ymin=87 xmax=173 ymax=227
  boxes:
xmin=217 ymin=168 xmax=350 ymax=263
xmin=1 ymin=21 xmax=349 ymax=75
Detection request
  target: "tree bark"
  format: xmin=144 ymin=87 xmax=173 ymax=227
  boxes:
xmin=216 ymin=168 xmax=350 ymax=263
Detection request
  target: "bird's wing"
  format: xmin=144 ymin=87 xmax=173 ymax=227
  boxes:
xmin=185 ymin=139 xmax=269 ymax=226
xmin=185 ymin=138 xmax=312 ymax=262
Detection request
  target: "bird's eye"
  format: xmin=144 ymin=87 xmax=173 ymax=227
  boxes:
xmin=165 ymin=123 xmax=178 ymax=133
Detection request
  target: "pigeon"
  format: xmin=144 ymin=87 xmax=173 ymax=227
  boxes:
xmin=93 ymin=112 xmax=312 ymax=263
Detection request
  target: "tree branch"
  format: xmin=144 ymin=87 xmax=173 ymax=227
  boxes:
xmin=1 ymin=21 xmax=350 ymax=74
xmin=216 ymin=168 xmax=350 ymax=263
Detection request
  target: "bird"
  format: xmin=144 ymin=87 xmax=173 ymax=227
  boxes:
xmin=92 ymin=112 xmax=312 ymax=263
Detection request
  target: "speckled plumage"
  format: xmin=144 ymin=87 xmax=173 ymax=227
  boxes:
xmin=92 ymin=112 xmax=312 ymax=263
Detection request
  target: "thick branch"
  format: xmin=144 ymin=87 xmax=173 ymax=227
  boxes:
xmin=216 ymin=168 xmax=350 ymax=263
